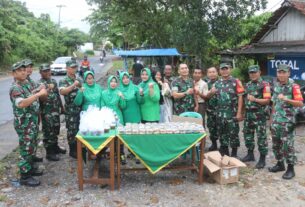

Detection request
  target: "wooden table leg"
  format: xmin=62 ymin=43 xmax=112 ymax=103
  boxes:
xmin=117 ymin=138 xmax=121 ymax=189
xmin=77 ymin=139 xmax=84 ymax=191
xmin=198 ymin=138 xmax=205 ymax=184
xmin=109 ymin=138 xmax=115 ymax=191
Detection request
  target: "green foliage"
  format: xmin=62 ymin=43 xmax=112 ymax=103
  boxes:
xmin=0 ymin=0 xmax=89 ymax=69
xmin=85 ymin=50 xmax=95 ymax=56
xmin=86 ymin=0 xmax=269 ymax=69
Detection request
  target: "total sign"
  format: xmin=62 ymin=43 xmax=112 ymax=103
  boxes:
xmin=268 ymin=56 xmax=305 ymax=80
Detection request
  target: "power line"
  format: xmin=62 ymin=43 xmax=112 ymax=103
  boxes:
xmin=56 ymin=4 xmax=66 ymax=27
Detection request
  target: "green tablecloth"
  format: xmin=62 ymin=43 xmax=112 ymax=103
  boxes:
xmin=118 ymin=133 xmax=206 ymax=174
xmin=76 ymin=129 xmax=117 ymax=155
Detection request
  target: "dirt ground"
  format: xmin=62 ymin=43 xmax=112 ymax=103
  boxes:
xmin=0 ymin=122 xmax=305 ymax=207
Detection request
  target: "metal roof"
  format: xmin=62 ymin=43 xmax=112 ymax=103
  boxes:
xmin=113 ymin=48 xmax=181 ymax=57
xmin=251 ymin=0 xmax=305 ymax=44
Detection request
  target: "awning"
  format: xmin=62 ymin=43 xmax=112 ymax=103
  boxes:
xmin=113 ymin=48 xmax=181 ymax=57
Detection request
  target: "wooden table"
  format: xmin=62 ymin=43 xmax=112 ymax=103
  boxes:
xmin=77 ymin=138 xmax=115 ymax=191
xmin=116 ymin=134 xmax=206 ymax=189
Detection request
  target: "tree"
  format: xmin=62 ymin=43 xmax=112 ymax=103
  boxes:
xmin=86 ymin=0 xmax=268 ymax=67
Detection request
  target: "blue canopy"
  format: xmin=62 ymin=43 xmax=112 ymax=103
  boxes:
xmin=113 ymin=48 xmax=180 ymax=57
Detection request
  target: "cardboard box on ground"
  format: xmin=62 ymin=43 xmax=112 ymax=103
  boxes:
xmin=204 ymin=151 xmax=247 ymax=184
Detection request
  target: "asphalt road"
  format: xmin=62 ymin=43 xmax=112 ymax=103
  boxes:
xmin=0 ymin=54 xmax=112 ymax=159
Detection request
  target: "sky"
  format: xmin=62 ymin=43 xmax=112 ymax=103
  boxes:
xmin=20 ymin=0 xmax=284 ymax=34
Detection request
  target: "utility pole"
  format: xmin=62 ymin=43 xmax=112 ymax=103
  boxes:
xmin=56 ymin=5 xmax=66 ymax=27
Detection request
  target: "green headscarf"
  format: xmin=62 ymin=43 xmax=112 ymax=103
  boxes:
xmin=119 ymin=71 xmax=138 ymax=100
xmin=103 ymin=75 xmax=120 ymax=105
xmin=82 ymin=71 xmax=102 ymax=100
xmin=139 ymin=68 xmax=155 ymax=92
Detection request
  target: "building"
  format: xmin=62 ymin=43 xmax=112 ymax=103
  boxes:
xmin=222 ymin=0 xmax=305 ymax=81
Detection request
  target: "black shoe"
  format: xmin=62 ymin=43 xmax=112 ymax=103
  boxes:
xmin=54 ymin=145 xmax=66 ymax=154
xmin=32 ymin=155 xmax=43 ymax=163
xmin=231 ymin=147 xmax=238 ymax=158
xmin=219 ymin=146 xmax=229 ymax=156
xmin=255 ymin=154 xmax=266 ymax=169
xmin=20 ymin=173 xmax=40 ymax=187
xmin=30 ymin=167 xmax=43 ymax=177
xmin=208 ymin=141 xmax=218 ymax=151
xmin=241 ymin=150 xmax=255 ymax=162
xmin=268 ymin=161 xmax=285 ymax=173
xmin=120 ymin=155 xmax=127 ymax=165
xmin=46 ymin=147 xmax=60 ymax=161
xmin=282 ymin=164 xmax=295 ymax=179
xmin=135 ymin=158 xmax=141 ymax=164
xmin=69 ymin=143 xmax=77 ymax=159
xmin=46 ymin=153 xmax=60 ymax=161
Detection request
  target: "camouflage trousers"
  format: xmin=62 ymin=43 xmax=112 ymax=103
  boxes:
xmin=243 ymin=111 xmax=268 ymax=155
xmin=207 ymin=110 xmax=218 ymax=142
xmin=15 ymin=120 xmax=39 ymax=174
xmin=65 ymin=112 xmax=80 ymax=145
xmin=271 ymin=122 xmax=296 ymax=165
xmin=41 ymin=112 xmax=60 ymax=149
xmin=217 ymin=112 xmax=240 ymax=148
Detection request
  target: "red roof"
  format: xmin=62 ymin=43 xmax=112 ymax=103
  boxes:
xmin=250 ymin=0 xmax=305 ymax=44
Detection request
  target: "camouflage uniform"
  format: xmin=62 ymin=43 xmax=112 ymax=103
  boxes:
xmin=206 ymin=78 xmax=218 ymax=142
xmin=271 ymin=79 xmax=303 ymax=165
xmin=10 ymin=80 xmax=40 ymax=173
xmin=215 ymin=76 xmax=244 ymax=148
xmin=38 ymin=78 xmax=61 ymax=149
xmin=171 ymin=77 xmax=195 ymax=115
xmin=59 ymin=76 xmax=82 ymax=145
xmin=243 ymin=77 xmax=271 ymax=155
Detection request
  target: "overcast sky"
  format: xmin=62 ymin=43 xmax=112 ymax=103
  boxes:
xmin=20 ymin=0 xmax=284 ymax=34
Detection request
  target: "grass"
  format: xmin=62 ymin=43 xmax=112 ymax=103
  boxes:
xmin=0 ymin=194 xmax=7 ymax=202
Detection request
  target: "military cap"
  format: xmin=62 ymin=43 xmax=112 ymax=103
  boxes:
xmin=23 ymin=59 xmax=33 ymax=66
xmin=39 ymin=63 xmax=51 ymax=71
xmin=11 ymin=61 xmax=26 ymax=71
xmin=219 ymin=63 xmax=231 ymax=69
xmin=248 ymin=65 xmax=260 ymax=73
xmin=66 ymin=60 xmax=78 ymax=68
xmin=277 ymin=64 xmax=290 ymax=72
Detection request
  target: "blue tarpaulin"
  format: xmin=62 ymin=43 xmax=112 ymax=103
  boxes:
xmin=113 ymin=48 xmax=180 ymax=57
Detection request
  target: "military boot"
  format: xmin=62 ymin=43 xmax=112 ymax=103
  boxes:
xmin=54 ymin=144 xmax=67 ymax=154
xmin=32 ymin=155 xmax=43 ymax=162
xmin=241 ymin=150 xmax=255 ymax=162
xmin=282 ymin=164 xmax=295 ymax=180
xmin=30 ymin=166 xmax=43 ymax=176
xmin=268 ymin=161 xmax=285 ymax=173
xmin=219 ymin=146 xmax=229 ymax=156
xmin=255 ymin=154 xmax=266 ymax=169
xmin=69 ymin=143 xmax=77 ymax=159
xmin=208 ymin=140 xmax=218 ymax=151
xmin=46 ymin=146 xmax=60 ymax=161
xmin=20 ymin=173 xmax=40 ymax=187
xmin=231 ymin=147 xmax=238 ymax=158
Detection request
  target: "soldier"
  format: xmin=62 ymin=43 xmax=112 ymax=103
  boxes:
xmin=59 ymin=60 xmax=82 ymax=158
xmin=10 ymin=61 xmax=47 ymax=187
xmin=205 ymin=67 xmax=219 ymax=151
xmin=241 ymin=65 xmax=271 ymax=169
xmin=22 ymin=59 xmax=43 ymax=163
xmin=38 ymin=64 xmax=66 ymax=161
xmin=214 ymin=63 xmax=244 ymax=157
xmin=171 ymin=63 xmax=198 ymax=115
xmin=23 ymin=59 xmax=37 ymax=89
xmin=268 ymin=64 xmax=303 ymax=179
